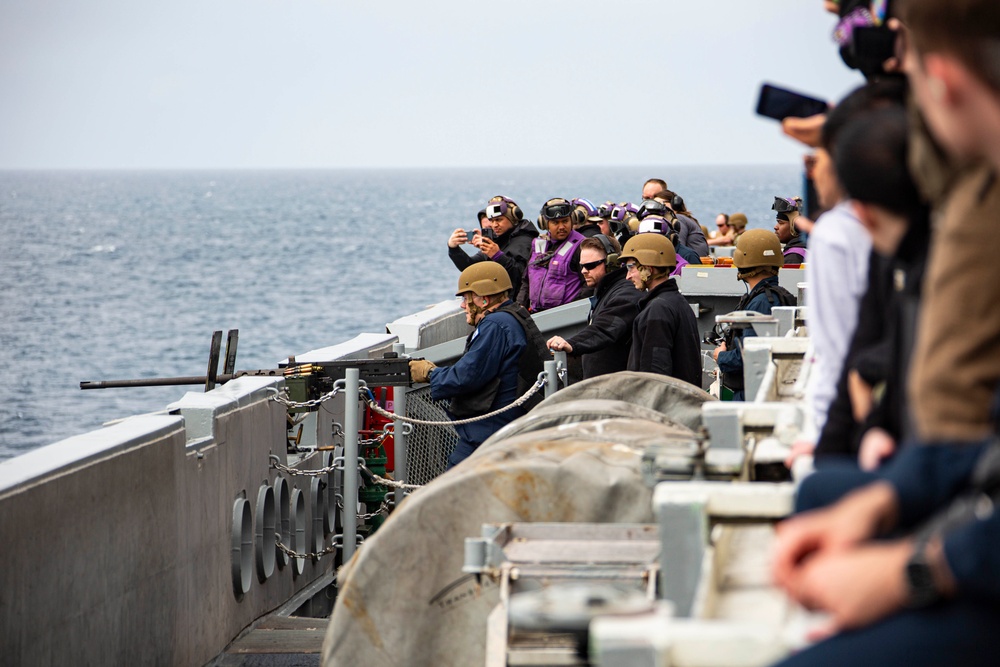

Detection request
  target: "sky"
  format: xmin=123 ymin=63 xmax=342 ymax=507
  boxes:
xmin=0 ymin=0 xmax=864 ymax=170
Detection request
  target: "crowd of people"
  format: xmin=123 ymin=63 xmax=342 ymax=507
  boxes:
xmin=415 ymin=0 xmax=1000 ymax=662
xmin=426 ymin=180 xmax=803 ymax=467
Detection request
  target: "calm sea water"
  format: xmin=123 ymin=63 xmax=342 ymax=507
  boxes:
xmin=0 ymin=166 xmax=800 ymax=461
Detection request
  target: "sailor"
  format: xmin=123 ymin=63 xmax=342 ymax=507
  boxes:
xmin=772 ymin=196 xmax=808 ymax=265
xmin=708 ymin=213 xmax=736 ymax=246
xmin=713 ymin=229 xmax=796 ymax=400
xmin=636 ymin=198 xmax=707 ymax=261
xmin=545 ymin=235 xmax=642 ymax=379
xmin=607 ymin=202 xmax=638 ymax=247
xmin=641 ymin=192 xmax=710 ymax=258
xmin=571 ymin=198 xmax=604 ymax=238
xmin=728 ymin=212 xmax=748 ymax=243
xmin=447 ymin=195 xmax=538 ymax=300
xmin=516 ymin=197 xmax=589 ymax=313
xmin=618 ymin=232 xmax=702 ymax=385
xmin=408 ymin=262 xmax=547 ymax=469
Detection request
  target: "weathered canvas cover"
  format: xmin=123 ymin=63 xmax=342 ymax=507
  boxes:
xmin=322 ymin=373 xmax=709 ymax=666
xmin=322 ymin=420 xmax=693 ymax=666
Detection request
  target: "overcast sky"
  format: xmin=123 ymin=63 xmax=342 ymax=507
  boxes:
xmin=0 ymin=1 xmax=863 ymax=170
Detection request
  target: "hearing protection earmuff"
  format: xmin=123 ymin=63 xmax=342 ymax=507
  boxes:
xmin=487 ymin=195 xmax=524 ymax=222
xmin=593 ymin=234 xmax=621 ymax=270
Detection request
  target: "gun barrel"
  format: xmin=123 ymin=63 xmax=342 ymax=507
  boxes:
xmin=79 ymin=370 xmax=291 ymax=390
xmin=79 ymin=358 xmax=412 ymax=391
xmin=80 ymin=376 xmax=227 ymax=390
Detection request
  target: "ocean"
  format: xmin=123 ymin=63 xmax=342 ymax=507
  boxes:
xmin=0 ymin=166 xmax=801 ymax=461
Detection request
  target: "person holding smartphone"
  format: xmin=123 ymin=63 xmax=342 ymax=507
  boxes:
xmin=447 ymin=195 xmax=538 ymax=300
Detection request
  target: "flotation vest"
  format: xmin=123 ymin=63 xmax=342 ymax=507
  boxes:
xmin=783 ymin=246 xmax=808 ymax=263
xmin=721 ymin=279 xmax=796 ymax=392
xmin=526 ymin=231 xmax=586 ymax=311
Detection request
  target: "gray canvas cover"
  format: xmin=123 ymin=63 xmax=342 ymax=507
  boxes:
xmin=533 ymin=371 xmax=715 ymax=432
xmin=321 ymin=418 xmax=696 ymax=666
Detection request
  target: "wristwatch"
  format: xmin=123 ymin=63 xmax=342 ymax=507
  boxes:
xmin=905 ymin=533 xmax=942 ymax=608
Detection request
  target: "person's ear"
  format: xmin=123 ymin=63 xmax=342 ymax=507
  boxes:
xmin=924 ymin=53 xmax=968 ymax=107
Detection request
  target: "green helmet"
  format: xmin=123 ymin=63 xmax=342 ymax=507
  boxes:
xmin=733 ymin=228 xmax=783 ymax=269
xmin=619 ymin=232 xmax=676 ymax=268
xmin=455 ymin=262 xmax=512 ymax=296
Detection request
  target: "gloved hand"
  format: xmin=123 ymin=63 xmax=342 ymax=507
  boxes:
xmin=409 ymin=359 xmax=437 ymax=384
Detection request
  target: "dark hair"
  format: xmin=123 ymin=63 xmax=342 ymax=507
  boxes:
xmin=821 ymin=79 xmax=908 ymax=155
xmin=901 ymin=0 xmax=1000 ymax=93
xmin=834 ymin=106 xmax=928 ymax=220
xmin=643 ymin=178 xmax=668 ymax=191
xmin=581 ymin=235 xmax=621 ymax=256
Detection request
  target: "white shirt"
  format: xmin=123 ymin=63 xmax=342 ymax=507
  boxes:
xmin=804 ymin=200 xmax=871 ymax=433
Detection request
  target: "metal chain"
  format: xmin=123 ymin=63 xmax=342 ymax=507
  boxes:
xmin=269 ymin=455 xmax=422 ymax=491
xmin=362 ymin=374 xmax=547 ymax=427
xmin=274 ymin=534 xmax=341 ymax=560
xmin=337 ymin=494 xmax=393 ymax=521
xmin=268 ymin=454 xmax=339 ymax=477
xmin=266 ymin=385 xmax=342 ymax=410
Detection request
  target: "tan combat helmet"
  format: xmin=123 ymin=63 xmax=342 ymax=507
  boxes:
xmin=619 ymin=232 xmax=677 ymax=269
xmin=455 ymin=262 xmax=512 ymax=296
xmin=732 ymin=229 xmax=783 ymax=269
xmin=729 ymin=212 xmax=748 ymax=232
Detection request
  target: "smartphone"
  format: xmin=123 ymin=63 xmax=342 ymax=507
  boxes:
xmin=756 ymin=83 xmax=829 ymax=121
xmin=465 ymin=229 xmax=480 ymax=243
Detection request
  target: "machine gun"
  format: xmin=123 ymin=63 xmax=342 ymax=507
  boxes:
xmin=80 ymin=329 xmax=415 ymax=412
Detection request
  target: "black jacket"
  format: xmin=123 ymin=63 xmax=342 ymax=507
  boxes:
xmin=565 ymin=267 xmax=643 ymax=379
xmin=448 ymin=218 xmax=538 ymax=298
xmin=627 ymin=278 xmax=702 ymax=387
xmin=816 ymin=213 xmax=930 ymax=462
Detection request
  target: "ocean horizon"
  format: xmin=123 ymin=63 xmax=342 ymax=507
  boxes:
xmin=0 ymin=165 xmax=803 ymax=460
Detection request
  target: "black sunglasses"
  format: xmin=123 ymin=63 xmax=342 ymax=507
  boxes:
xmin=580 ymin=259 xmax=605 ymax=271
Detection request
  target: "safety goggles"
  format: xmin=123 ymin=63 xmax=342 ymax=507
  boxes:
xmin=541 ymin=199 xmax=574 ymax=220
xmin=771 ymin=196 xmax=800 ymax=214
xmin=580 ymin=259 xmax=605 ymax=272
xmin=636 ymin=199 xmax=668 ymax=220
xmin=625 ymin=262 xmax=638 ymax=272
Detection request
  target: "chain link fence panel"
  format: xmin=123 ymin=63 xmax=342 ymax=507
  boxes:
xmin=402 ymin=386 xmax=457 ymax=485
